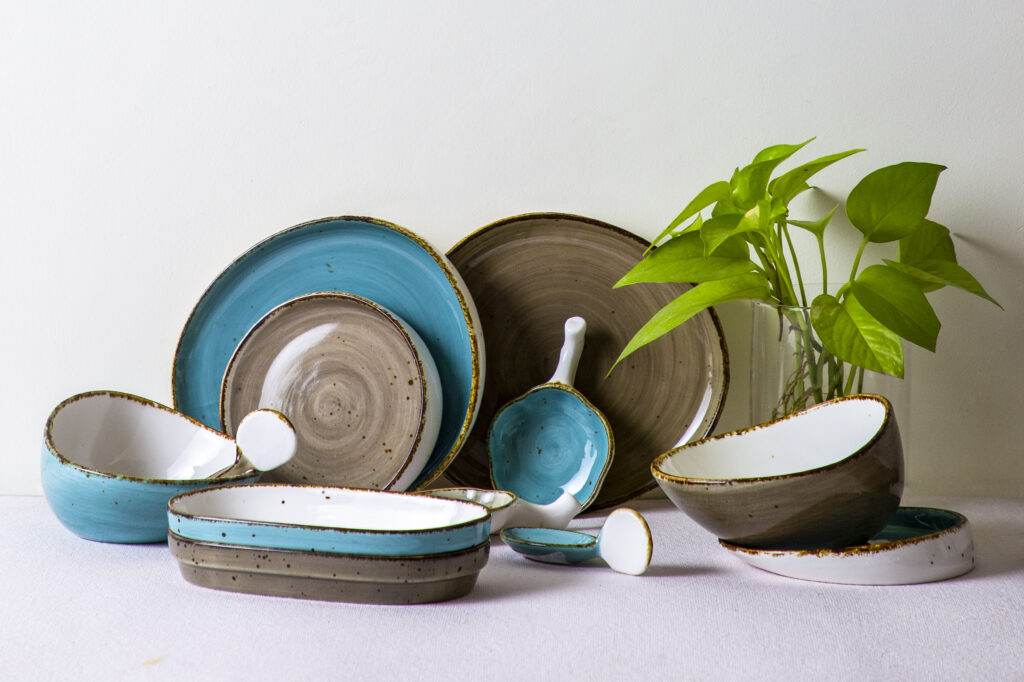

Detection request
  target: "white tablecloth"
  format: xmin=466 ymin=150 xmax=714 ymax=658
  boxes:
xmin=3 ymin=494 xmax=1022 ymax=680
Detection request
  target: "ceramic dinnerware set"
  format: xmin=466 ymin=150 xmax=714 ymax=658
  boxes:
xmin=41 ymin=214 xmax=974 ymax=602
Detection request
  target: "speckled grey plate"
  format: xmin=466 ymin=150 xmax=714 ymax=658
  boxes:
xmin=221 ymin=292 xmax=441 ymax=491
xmin=446 ymin=213 xmax=729 ymax=510
xmin=168 ymin=531 xmax=489 ymax=604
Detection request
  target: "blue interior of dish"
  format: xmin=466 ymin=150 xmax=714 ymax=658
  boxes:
xmin=501 ymin=527 xmax=599 ymax=564
xmin=489 ymin=386 xmax=612 ymax=506
xmin=870 ymin=507 xmax=961 ymax=542
xmin=173 ymin=218 xmax=477 ymax=489
xmin=502 ymin=527 xmax=595 ymax=547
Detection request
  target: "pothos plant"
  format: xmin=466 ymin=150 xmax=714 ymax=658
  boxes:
xmin=611 ymin=138 xmax=1000 ymax=417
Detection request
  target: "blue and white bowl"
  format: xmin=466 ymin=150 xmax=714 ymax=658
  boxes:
xmin=42 ymin=391 xmax=258 ymax=543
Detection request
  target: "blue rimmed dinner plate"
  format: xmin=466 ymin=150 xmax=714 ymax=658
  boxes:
xmin=172 ymin=216 xmax=484 ymax=489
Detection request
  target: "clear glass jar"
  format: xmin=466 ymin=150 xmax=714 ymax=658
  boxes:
xmin=749 ymin=300 xmax=910 ymax=429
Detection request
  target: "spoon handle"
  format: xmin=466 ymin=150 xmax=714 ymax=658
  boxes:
xmin=548 ymin=316 xmax=587 ymax=386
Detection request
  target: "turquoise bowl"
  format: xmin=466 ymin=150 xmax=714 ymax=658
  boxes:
xmin=172 ymin=217 xmax=484 ymax=490
xmin=42 ymin=391 xmax=258 ymax=544
xmin=167 ymin=484 xmax=492 ymax=556
xmin=489 ymin=386 xmax=613 ymax=507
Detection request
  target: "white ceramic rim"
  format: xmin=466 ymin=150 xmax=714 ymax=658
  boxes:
xmin=651 ymin=394 xmax=892 ymax=486
xmin=43 ymin=390 xmax=254 ymax=485
xmin=167 ymin=483 xmax=491 ymax=534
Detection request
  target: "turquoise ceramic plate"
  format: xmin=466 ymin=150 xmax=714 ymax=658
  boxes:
xmin=172 ymin=217 xmax=483 ymax=489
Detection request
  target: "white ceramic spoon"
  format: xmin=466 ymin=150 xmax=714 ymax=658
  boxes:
xmin=487 ymin=317 xmax=614 ymax=529
xmin=500 ymin=508 xmax=653 ymax=576
xmin=165 ymin=409 xmax=297 ymax=479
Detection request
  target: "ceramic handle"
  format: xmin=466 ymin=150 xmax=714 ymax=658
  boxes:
xmin=235 ymin=409 xmax=297 ymax=472
xmin=548 ymin=316 xmax=587 ymax=386
xmin=212 ymin=410 xmax=298 ymax=478
xmin=505 ymin=492 xmax=583 ymax=530
xmin=596 ymin=508 xmax=653 ymax=576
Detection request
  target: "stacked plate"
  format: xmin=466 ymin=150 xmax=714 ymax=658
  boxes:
xmin=173 ymin=216 xmax=486 ymax=493
xmin=166 ymin=485 xmax=492 ymax=604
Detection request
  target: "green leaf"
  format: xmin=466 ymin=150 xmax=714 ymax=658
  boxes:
xmin=846 ymin=162 xmax=946 ymax=243
xmin=679 ymin=214 xmax=703 ymax=235
xmin=811 ymin=293 xmax=904 ymax=377
xmin=769 ymin=149 xmax=865 ymax=205
xmin=899 ymin=219 xmax=956 ymax=265
xmin=789 ymin=205 xmax=839 ymax=239
xmin=648 ymin=180 xmax=731 ymax=251
xmin=711 ymin=192 xmax=740 ymax=217
xmin=701 ymin=202 xmax=770 ymax=256
xmin=614 ymin=232 xmax=757 ymax=287
xmin=752 ymin=138 xmax=816 ymax=164
xmin=884 ymin=259 xmax=1002 ymax=307
xmin=731 ymin=139 xmax=814 ymax=209
xmin=849 ymin=264 xmax=940 ymax=351
xmin=611 ymin=273 xmax=771 ymax=372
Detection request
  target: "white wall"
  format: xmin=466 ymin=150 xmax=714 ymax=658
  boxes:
xmin=3 ymin=1 xmax=1022 ymax=496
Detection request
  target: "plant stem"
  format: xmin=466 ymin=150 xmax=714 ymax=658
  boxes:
xmin=843 ymin=363 xmax=859 ymax=395
xmin=848 ymin=234 xmax=870 ymax=285
xmin=817 ymin=235 xmax=828 ymax=297
xmin=781 ymin=222 xmax=808 ymax=307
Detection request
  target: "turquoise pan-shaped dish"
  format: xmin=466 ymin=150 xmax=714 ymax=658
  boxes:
xmin=172 ymin=217 xmax=484 ymax=490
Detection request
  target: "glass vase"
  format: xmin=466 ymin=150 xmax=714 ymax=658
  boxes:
xmin=749 ymin=300 xmax=910 ymax=428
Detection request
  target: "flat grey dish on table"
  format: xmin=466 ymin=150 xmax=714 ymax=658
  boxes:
xmin=446 ymin=213 xmax=729 ymax=510
xmin=168 ymin=532 xmax=489 ymax=604
xmin=221 ymin=292 xmax=441 ymax=491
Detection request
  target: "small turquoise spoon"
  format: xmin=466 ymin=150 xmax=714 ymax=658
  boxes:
xmin=500 ymin=508 xmax=653 ymax=575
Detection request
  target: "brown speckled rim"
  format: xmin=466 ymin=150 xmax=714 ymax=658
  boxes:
xmin=170 ymin=216 xmax=484 ymax=490
xmin=423 ymin=487 xmax=518 ymax=513
xmin=618 ymin=507 xmax=655 ymax=569
xmin=217 ymin=291 xmax=432 ymax=490
xmin=485 ymin=382 xmax=615 ymax=512
xmin=167 ymin=483 xmax=492 ymax=535
xmin=719 ymin=507 xmax=970 ymax=557
xmin=651 ymin=393 xmax=893 ymax=486
xmin=43 ymin=390 xmax=256 ymax=485
xmin=447 ymin=211 xmax=730 ymax=510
